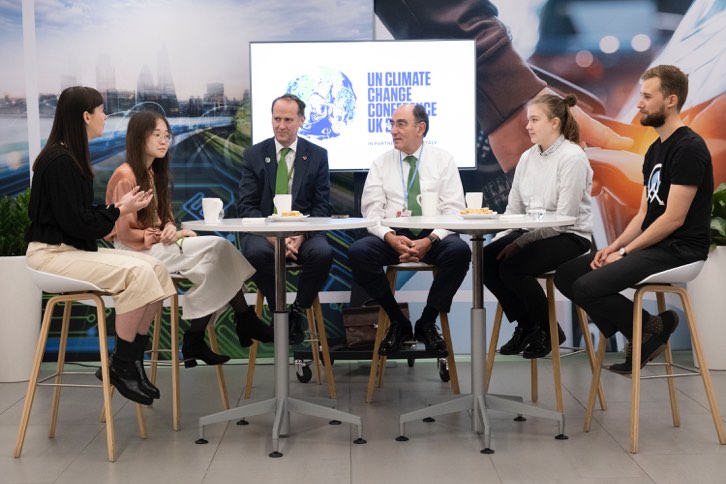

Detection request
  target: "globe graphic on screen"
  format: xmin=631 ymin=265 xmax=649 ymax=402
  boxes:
xmin=286 ymin=67 xmax=357 ymax=140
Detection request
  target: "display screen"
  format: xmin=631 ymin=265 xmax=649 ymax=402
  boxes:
xmin=250 ymin=40 xmax=476 ymax=171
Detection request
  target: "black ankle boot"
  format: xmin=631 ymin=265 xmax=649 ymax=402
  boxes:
xmin=182 ymin=330 xmax=231 ymax=368
xmin=134 ymin=334 xmax=160 ymax=399
xmin=100 ymin=354 xmax=154 ymax=405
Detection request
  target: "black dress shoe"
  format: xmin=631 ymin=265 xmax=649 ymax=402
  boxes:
xmin=235 ymin=310 xmax=274 ymax=347
xmin=414 ymin=322 xmax=448 ymax=357
xmin=499 ymin=325 xmax=538 ymax=355
xmin=182 ymin=330 xmax=231 ymax=368
xmin=378 ymin=323 xmax=413 ymax=356
xmin=522 ymin=324 xmax=567 ymax=359
xmin=96 ymin=357 xmax=153 ymax=405
xmin=288 ymin=310 xmax=306 ymax=345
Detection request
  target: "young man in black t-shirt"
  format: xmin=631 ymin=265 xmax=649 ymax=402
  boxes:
xmin=555 ymin=65 xmax=714 ymax=374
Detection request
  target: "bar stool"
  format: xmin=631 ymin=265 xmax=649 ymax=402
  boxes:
xmin=244 ymin=263 xmax=335 ymax=399
xmin=366 ymin=262 xmax=460 ymax=403
xmin=583 ymin=261 xmax=726 ymax=453
xmin=15 ymin=267 xmax=146 ymax=462
xmin=145 ymin=274 xmax=230 ymax=431
xmin=486 ymin=273 xmax=607 ymax=415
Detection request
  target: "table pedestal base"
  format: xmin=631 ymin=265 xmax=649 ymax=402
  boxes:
xmin=397 ymin=307 xmax=566 ymax=453
xmin=196 ymin=312 xmax=365 ymax=457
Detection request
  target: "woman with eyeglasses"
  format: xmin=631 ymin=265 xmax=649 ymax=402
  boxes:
xmin=105 ymin=111 xmax=273 ymax=368
xmin=26 ymin=86 xmax=177 ymax=406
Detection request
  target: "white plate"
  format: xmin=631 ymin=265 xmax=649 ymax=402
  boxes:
xmin=267 ymin=214 xmax=309 ymax=222
xmin=459 ymin=212 xmax=499 ymax=220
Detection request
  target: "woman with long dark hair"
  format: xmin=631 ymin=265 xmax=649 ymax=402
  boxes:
xmin=105 ymin=111 xmax=272 ymax=367
xmin=26 ymin=86 xmax=177 ymax=406
xmin=482 ymin=94 xmax=593 ymax=359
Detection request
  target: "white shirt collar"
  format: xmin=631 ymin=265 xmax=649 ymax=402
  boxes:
xmin=399 ymin=142 xmax=424 ymax=161
xmin=274 ymin=137 xmax=299 ymax=156
xmin=538 ymin=135 xmax=565 ymax=157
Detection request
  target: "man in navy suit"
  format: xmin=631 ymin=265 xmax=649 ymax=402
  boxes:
xmin=237 ymin=94 xmax=333 ymax=344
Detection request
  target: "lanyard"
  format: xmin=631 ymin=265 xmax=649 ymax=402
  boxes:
xmin=399 ymin=144 xmax=424 ymax=210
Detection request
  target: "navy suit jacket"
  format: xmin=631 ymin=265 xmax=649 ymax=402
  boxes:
xmin=237 ymin=136 xmax=332 ymax=222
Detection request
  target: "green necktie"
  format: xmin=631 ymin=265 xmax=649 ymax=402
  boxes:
xmin=275 ymin=147 xmax=292 ymax=195
xmin=405 ymin=155 xmax=422 ymax=235
xmin=405 ymin=155 xmax=421 ymax=216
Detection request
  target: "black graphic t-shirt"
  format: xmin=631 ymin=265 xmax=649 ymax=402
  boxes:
xmin=641 ymin=126 xmax=713 ymax=259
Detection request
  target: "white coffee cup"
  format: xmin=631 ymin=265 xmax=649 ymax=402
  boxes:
xmin=465 ymin=192 xmax=483 ymax=209
xmin=273 ymin=194 xmax=292 ymax=214
xmin=202 ymin=198 xmax=224 ymax=224
xmin=416 ymin=192 xmax=438 ymax=216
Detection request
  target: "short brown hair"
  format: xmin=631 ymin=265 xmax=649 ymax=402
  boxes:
xmin=641 ymin=65 xmax=688 ymax=111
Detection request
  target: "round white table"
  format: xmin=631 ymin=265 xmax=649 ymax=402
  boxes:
xmin=182 ymin=217 xmax=375 ymax=457
xmin=381 ymin=214 xmax=576 ymax=453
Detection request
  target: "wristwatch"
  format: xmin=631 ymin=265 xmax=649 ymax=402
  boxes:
xmin=618 ymin=247 xmax=627 ymax=257
xmin=426 ymin=234 xmax=439 ymax=244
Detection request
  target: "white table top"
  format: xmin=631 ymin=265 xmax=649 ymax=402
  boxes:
xmin=182 ymin=216 xmax=375 ymax=236
xmin=381 ymin=214 xmax=576 ymax=235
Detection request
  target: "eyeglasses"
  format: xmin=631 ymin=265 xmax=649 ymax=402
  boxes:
xmin=385 ymin=119 xmax=421 ymax=130
xmin=152 ymin=132 xmax=173 ymax=143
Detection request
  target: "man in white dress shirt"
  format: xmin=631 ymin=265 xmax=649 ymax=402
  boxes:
xmin=349 ymin=104 xmax=471 ymax=356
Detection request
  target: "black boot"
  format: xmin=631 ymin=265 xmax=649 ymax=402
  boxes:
xmin=182 ymin=330 xmax=231 ymax=368
xmin=133 ymin=334 xmax=160 ymax=399
xmin=95 ymin=338 xmax=154 ymax=405
xmin=235 ymin=309 xmax=274 ymax=347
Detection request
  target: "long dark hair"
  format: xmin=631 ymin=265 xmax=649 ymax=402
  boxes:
xmin=35 ymin=86 xmax=103 ymax=179
xmin=528 ymin=93 xmax=580 ymax=145
xmin=125 ymin=111 xmax=173 ymax=228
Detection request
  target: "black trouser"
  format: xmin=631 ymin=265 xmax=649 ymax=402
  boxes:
xmin=348 ymin=232 xmax=471 ymax=319
xmin=482 ymin=230 xmax=590 ymax=331
xmin=243 ymin=234 xmax=333 ymax=311
xmin=554 ymin=242 xmax=699 ymax=339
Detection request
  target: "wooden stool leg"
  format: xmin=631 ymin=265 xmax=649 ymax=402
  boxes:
xmin=663 ymin=340 xmax=680 ymax=427
xmin=306 ymin=306 xmax=323 ymax=385
xmin=171 ymin=294 xmax=181 ymax=430
xmin=366 ymin=307 xmax=389 ymax=403
xmin=207 ymin=313 xmax=230 ymax=410
xmin=546 ymin=278 xmax=563 ymax=414
xmin=630 ymin=288 xmax=645 ymax=454
xmin=439 ymin=312 xmax=459 ymax=394
xmin=680 ymin=288 xmax=726 ymax=445
xmin=49 ymin=300 xmax=72 ymax=438
xmin=94 ymin=295 xmax=117 ymax=462
xmin=243 ymin=292 xmax=265 ymax=400
xmin=576 ymin=306 xmax=607 ymax=410
xmin=656 ymin=292 xmax=680 ymax=427
xmin=149 ymin=308 xmax=162 ymax=384
xmin=313 ymin=299 xmax=336 ymax=399
xmin=584 ymin=335 xmax=606 ymax=432
xmin=15 ymin=296 xmax=58 ymax=458
xmin=530 ymin=360 xmax=538 ymax=402
xmin=366 ymin=269 xmax=397 ymax=403
xmin=377 ymin=270 xmax=399 ymax=388
xmin=485 ymin=304 xmax=503 ymax=390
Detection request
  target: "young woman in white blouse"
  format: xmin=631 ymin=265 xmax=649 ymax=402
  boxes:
xmin=482 ymin=94 xmax=593 ymax=359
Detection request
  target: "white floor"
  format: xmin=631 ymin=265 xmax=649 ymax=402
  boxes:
xmin=2 ymin=351 xmax=726 ymax=483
